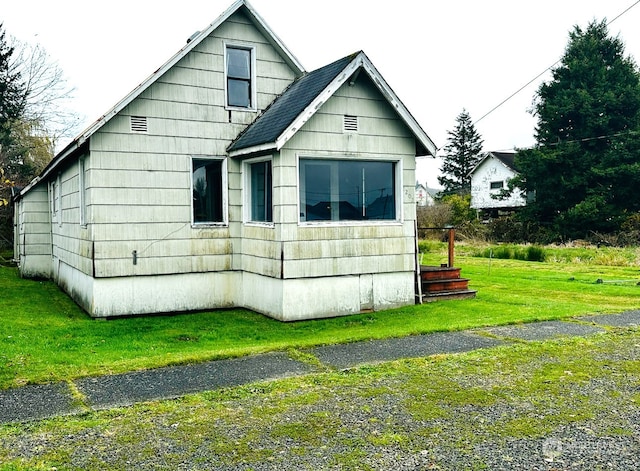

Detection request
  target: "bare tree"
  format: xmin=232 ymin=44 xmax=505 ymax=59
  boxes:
xmin=9 ymin=37 xmax=82 ymax=150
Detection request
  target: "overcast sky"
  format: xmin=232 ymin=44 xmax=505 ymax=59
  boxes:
xmin=3 ymin=0 xmax=640 ymax=187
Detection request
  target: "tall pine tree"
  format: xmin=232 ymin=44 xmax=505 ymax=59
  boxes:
xmin=438 ymin=109 xmax=484 ymax=195
xmin=0 ymin=23 xmax=25 ymax=149
xmin=514 ymin=20 xmax=640 ymax=238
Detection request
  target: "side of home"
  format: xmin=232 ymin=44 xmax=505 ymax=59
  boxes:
xmin=14 ymin=0 xmax=436 ymax=321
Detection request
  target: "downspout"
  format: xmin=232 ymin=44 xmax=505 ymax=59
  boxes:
xmin=414 ymin=219 xmax=422 ymax=304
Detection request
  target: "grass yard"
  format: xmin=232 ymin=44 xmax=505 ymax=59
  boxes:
xmin=1 ymin=243 xmax=640 ymax=389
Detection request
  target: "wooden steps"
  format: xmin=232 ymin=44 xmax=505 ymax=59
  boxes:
xmin=417 ymin=265 xmax=477 ymax=303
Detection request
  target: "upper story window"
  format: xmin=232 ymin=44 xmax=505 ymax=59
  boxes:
xmin=225 ymin=45 xmax=255 ymax=110
xmin=490 ymin=181 xmax=504 ymax=190
xmin=299 ymin=158 xmax=398 ymax=223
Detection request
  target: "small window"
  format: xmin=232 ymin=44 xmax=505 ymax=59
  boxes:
xmin=490 ymin=181 xmax=504 ymax=190
xmin=343 ymin=115 xmax=358 ymax=132
xmin=130 ymin=116 xmax=148 ymax=133
xmin=247 ymin=160 xmax=272 ymax=223
xmin=299 ymin=159 xmax=397 ymax=222
xmin=192 ymin=159 xmax=225 ymax=224
xmin=226 ymin=46 xmax=254 ymax=109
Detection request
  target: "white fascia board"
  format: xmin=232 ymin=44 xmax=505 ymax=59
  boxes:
xmin=68 ymin=1 xmax=306 ymax=154
xmin=228 ymin=142 xmax=277 ymax=158
xmin=275 ymin=54 xmax=365 ymax=150
xmin=467 ymin=153 xmax=491 ymax=177
xmin=242 ymin=0 xmax=305 ymax=75
xmin=274 ymin=52 xmax=437 ymax=157
xmin=358 ymin=55 xmax=437 ymax=157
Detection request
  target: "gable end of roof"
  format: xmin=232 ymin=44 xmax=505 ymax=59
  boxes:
xmin=228 ymin=51 xmax=437 ymax=158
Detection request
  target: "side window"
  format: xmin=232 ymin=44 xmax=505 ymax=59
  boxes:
xmin=225 ymin=45 xmax=255 ymax=109
xmin=246 ymin=159 xmax=272 ymax=223
xmin=192 ymin=158 xmax=225 ymax=224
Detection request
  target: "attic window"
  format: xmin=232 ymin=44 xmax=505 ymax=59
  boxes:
xmin=343 ymin=115 xmax=358 ymax=133
xmin=130 ymin=116 xmax=148 ymax=133
xmin=490 ymin=181 xmax=504 ymax=190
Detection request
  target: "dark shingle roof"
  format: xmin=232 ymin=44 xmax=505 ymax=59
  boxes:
xmin=228 ymin=53 xmax=359 ymax=153
xmin=491 ymin=151 xmax=519 ymax=172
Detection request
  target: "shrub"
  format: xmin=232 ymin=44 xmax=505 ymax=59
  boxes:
xmin=474 ymin=244 xmax=546 ymax=262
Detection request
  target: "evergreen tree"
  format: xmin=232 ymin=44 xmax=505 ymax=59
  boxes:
xmin=0 ymin=23 xmax=25 ymax=148
xmin=514 ymin=20 xmax=640 ymax=238
xmin=438 ymin=109 xmax=484 ymax=194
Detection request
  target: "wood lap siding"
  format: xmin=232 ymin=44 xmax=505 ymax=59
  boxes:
xmin=274 ymin=74 xmax=417 ymax=280
xmin=86 ymin=9 xmax=296 ymax=279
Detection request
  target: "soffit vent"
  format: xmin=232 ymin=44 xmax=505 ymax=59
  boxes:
xmin=130 ymin=116 xmax=148 ymax=133
xmin=343 ymin=115 xmax=358 ymax=133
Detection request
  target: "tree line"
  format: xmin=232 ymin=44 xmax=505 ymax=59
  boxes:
xmin=0 ymin=23 xmax=79 ymax=247
xmin=430 ymin=20 xmax=640 ymax=245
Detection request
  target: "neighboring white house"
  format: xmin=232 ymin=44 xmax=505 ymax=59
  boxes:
xmin=13 ymin=0 xmax=437 ymax=321
xmin=469 ymin=151 xmax=526 ymax=215
xmin=415 ymin=182 xmax=435 ymax=207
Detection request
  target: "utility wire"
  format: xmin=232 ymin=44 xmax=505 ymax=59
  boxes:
xmin=474 ymin=0 xmax=640 ymax=126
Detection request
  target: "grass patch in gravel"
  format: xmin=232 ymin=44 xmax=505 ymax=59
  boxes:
xmin=1 ymin=329 xmax=640 ymax=470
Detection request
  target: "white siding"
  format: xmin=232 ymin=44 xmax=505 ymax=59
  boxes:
xmin=470 ymin=157 xmax=526 ymax=210
xmin=84 ymin=9 xmax=297 ymax=280
xmin=16 ymin=186 xmax=52 ymax=278
xmin=269 ymin=73 xmax=417 ymax=286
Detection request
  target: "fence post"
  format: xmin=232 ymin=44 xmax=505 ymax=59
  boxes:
xmin=448 ymin=227 xmax=455 ymax=268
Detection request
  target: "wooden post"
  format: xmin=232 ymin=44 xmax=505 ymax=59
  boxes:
xmin=448 ymin=227 xmax=455 ymax=268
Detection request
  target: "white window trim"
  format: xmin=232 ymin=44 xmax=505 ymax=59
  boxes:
xmin=296 ymin=154 xmax=403 ymax=227
xmin=243 ymin=155 xmax=274 ymax=227
xmin=223 ymin=41 xmax=257 ymax=112
xmin=78 ymin=157 xmax=87 ymax=227
xmin=53 ymin=174 xmax=62 ymax=227
xmin=190 ymin=156 xmax=228 ymax=227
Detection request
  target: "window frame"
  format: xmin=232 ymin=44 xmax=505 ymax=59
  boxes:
xmin=297 ymin=155 xmax=403 ymax=226
xmin=78 ymin=157 xmax=87 ymax=227
xmin=243 ymin=156 xmax=274 ymax=226
xmin=490 ymin=180 xmax=504 ymax=190
xmin=224 ymin=42 xmax=257 ymax=111
xmin=191 ymin=156 xmax=228 ymax=227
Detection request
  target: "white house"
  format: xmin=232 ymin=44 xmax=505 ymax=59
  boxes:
xmin=469 ymin=151 xmax=526 ymax=215
xmin=14 ymin=0 xmax=437 ymax=321
xmin=415 ymin=182 xmax=435 ymax=207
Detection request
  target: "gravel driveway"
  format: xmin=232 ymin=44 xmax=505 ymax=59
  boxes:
xmin=1 ymin=324 xmax=639 ymax=470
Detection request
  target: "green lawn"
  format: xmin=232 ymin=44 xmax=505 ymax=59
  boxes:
xmin=1 ymin=244 xmax=639 ymax=390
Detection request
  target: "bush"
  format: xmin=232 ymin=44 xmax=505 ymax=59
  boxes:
xmin=474 ymin=244 xmax=546 ymax=262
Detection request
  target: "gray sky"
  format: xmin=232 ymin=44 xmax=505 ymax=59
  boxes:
xmin=3 ymin=0 xmax=640 ymax=187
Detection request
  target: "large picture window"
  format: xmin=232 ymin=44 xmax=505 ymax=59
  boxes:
xmin=246 ymin=159 xmax=272 ymax=223
xmin=226 ymin=45 xmax=254 ymax=109
xmin=192 ymin=158 xmax=224 ymax=224
xmin=299 ymin=159 xmax=397 ymax=222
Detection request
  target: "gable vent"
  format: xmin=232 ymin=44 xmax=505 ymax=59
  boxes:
xmin=343 ymin=115 xmax=358 ymax=133
xmin=130 ymin=116 xmax=148 ymax=133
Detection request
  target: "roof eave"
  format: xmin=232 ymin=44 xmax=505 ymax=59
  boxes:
xmin=358 ymin=55 xmax=437 ymax=157
xmin=228 ymin=142 xmax=278 ymax=158
xmin=273 ymin=52 xmax=437 ymax=158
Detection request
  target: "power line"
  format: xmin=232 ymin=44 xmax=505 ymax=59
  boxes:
xmin=474 ymin=0 xmax=640 ymax=126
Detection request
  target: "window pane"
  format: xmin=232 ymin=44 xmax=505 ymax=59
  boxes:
xmin=299 ymin=159 xmax=395 ymax=221
xmin=227 ymin=48 xmax=250 ymax=79
xmin=228 ymin=79 xmax=251 ymax=108
xmin=193 ymin=159 xmax=223 ymax=223
xmin=250 ymin=161 xmax=272 ymax=222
